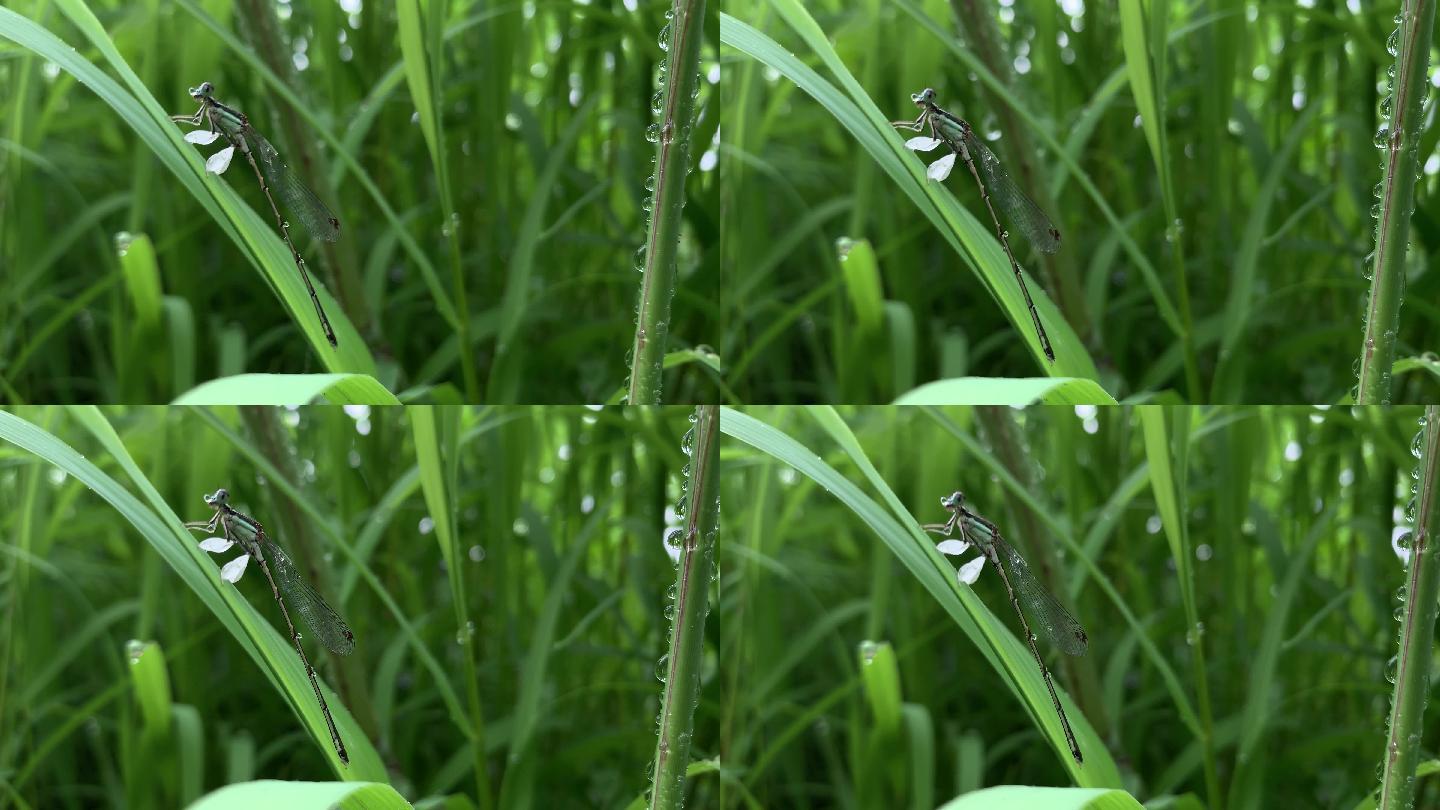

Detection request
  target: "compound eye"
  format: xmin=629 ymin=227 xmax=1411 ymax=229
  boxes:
xmin=923 ymin=88 xmax=935 ymax=101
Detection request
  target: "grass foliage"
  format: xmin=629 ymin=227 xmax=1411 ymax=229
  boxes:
xmin=0 ymin=1 xmax=719 ymax=404
xmin=721 ymin=404 xmax=1437 ymax=807
xmin=0 ymin=405 xmax=718 ymax=807
xmin=720 ymin=1 xmax=1440 ymax=404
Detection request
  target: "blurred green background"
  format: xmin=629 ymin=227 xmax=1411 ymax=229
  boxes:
xmin=0 ymin=1 xmax=719 ymax=404
xmin=0 ymin=405 xmax=718 ymax=807
xmin=721 ymin=404 xmax=1431 ymax=807
xmin=720 ymin=0 xmax=1440 ymax=403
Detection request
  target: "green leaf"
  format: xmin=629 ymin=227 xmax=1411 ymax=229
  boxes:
xmin=936 ymin=785 xmax=1143 ymax=810
xmin=188 ymin=780 xmax=410 ymax=810
xmin=893 ymin=377 xmax=1118 ymax=405
xmin=172 ymin=374 xmax=402 ymax=405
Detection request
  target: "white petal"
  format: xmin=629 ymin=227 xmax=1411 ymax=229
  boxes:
xmin=927 ymin=152 xmax=957 ymax=182
xmin=206 ymin=145 xmax=236 ymax=175
xmin=198 ymin=537 xmax=234 ymax=554
xmin=936 ymin=539 xmax=971 ymax=557
xmin=957 ymin=556 xmax=986 ymax=585
xmin=904 ymin=136 xmax=942 ymax=152
xmin=185 ymin=129 xmax=221 ymax=145
xmin=219 ymin=554 xmax=250 ymax=583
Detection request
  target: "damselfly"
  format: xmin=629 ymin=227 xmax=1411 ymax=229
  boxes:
xmin=893 ymin=88 xmax=1061 ymax=362
xmin=186 ymin=488 xmax=354 ymax=764
xmin=923 ymin=490 xmax=1087 ymax=763
xmin=172 ymin=82 xmax=342 ymax=348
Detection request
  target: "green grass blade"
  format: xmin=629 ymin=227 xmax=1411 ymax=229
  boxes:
xmin=893 ymin=378 xmax=1118 ymax=406
xmin=171 ymin=374 xmax=403 ymax=405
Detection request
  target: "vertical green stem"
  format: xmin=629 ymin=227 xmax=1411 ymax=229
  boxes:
xmin=1141 ymin=407 xmax=1219 ymax=805
xmin=413 ymin=405 xmax=492 ymax=809
xmin=628 ymin=0 xmax=708 ymax=404
xmin=397 ymin=0 xmax=480 ymax=401
xmin=1357 ymin=0 xmax=1434 ymax=404
xmin=1379 ymin=407 xmax=1440 ymax=810
xmin=648 ymin=405 xmax=719 ymax=809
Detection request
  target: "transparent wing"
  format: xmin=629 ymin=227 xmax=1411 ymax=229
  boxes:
xmin=245 ymin=126 xmax=342 ymax=243
xmin=264 ymin=538 xmax=355 ymax=655
xmin=962 ymin=130 xmax=1062 ymax=254
xmin=990 ymin=534 xmax=1087 ymax=656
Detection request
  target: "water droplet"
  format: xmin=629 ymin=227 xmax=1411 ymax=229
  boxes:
xmin=658 ymin=23 xmax=671 ymax=51
xmin=455 ymin=621 xmax=476 ymax=645
xmin=646 ymin=124 xmax=660 ymax=143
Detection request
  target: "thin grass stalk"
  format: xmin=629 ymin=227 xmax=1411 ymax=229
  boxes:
xmin=1357 ymin=0 xmax=1435 ymax=405
xmin=1378 ymin=406 xmax=1440 ymax=810
xmin=1118 ymin=0 xmax=1200 ymax=400
xmin=628 ymin=0 xmax=707 ymax=405
xmin=1142 ymin=406 xmax=1220 ymax=805
xmin=396 ymin=0 xmax=480 ymax=401
xmin=649 ymin=405 xmax=719 ymax=809
xmin=412 ymin=405 xmax=494 ymax=809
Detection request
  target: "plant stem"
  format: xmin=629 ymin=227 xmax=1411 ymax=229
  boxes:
xmin=648 ymin=405 xmax=718 ymax=809
xmin=1357 ymin=0 xmax=1435 ymax=404
xmin=1379 ymin=406 xmax=1440 ymax=810
xmin=628 ymin=0 xmax=707 ymax=404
